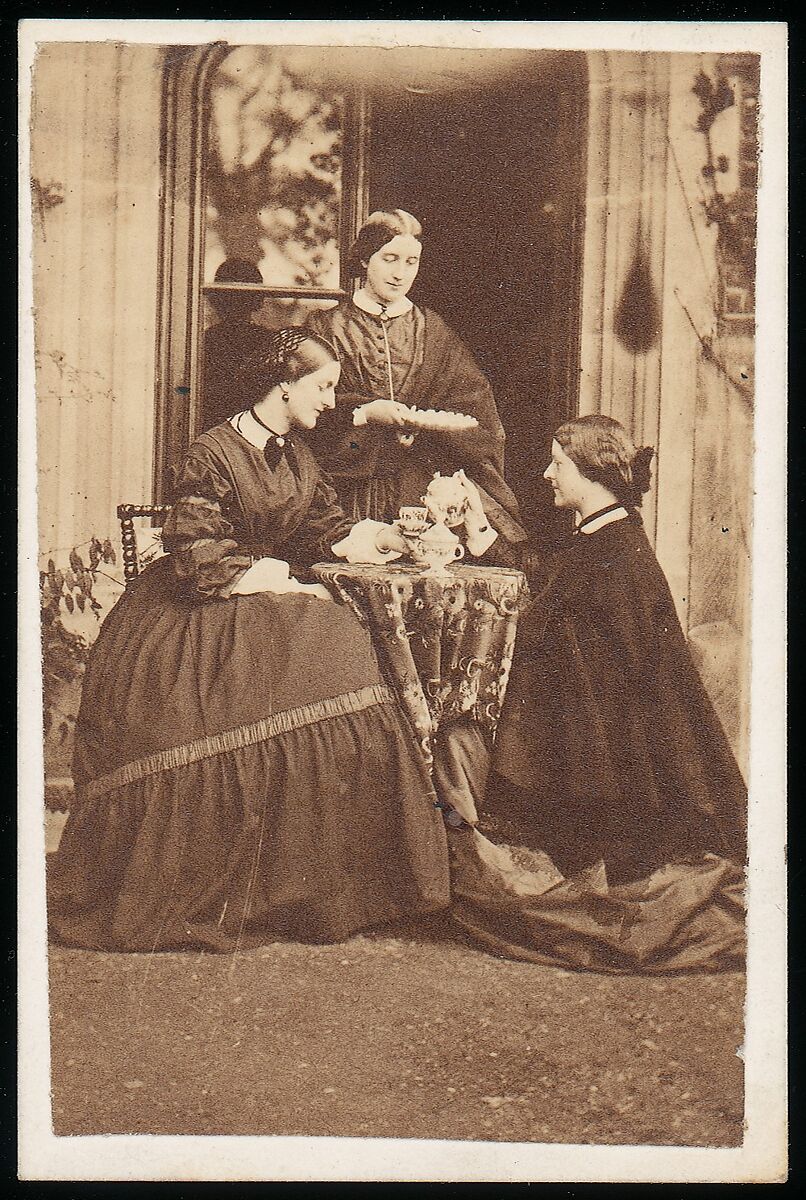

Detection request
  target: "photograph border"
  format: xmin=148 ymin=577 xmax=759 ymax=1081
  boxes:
xmin=18 ymin=18 xmax=788 ymax=1183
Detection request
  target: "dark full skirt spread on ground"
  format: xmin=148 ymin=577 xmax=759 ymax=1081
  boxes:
xmin=47 ymin=558 xmax=744 ymax=972
xmin=48 ymin=558 xmax=452 ymax=951
xmin=48 ymin=479 xmax=745 ymax=971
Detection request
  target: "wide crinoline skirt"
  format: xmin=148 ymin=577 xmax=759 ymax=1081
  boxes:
xmin=48 ymin=560 xmax=450 ymax=951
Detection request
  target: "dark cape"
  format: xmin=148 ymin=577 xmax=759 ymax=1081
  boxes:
xmin=306 ymin=302 xmax=528 ymax=545
xmin=433 ymin=511 xmax=746 ymax=974
xmin=490 ymin=512 xmax=747 ymax=877
xmin=48 ymin=423 xmax=451 ymax=951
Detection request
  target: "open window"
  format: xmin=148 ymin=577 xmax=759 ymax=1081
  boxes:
xmin=155 ymin=44 xmax=368 ymax=497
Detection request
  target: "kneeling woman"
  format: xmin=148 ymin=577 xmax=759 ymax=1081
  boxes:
xmin=489 ymin=414 xmax=747 ymax=881
xmin=448 ymin=415 xmax=745 ymax=973
xmin=49 ymin=330 xmax=450 ymax=952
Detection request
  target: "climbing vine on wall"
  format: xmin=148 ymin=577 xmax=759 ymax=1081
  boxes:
xmin=693 ymin=56 xmax=759 ymax=334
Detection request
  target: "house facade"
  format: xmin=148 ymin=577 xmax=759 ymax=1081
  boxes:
xmin=29 ymin=40 xmax=756 ymax=774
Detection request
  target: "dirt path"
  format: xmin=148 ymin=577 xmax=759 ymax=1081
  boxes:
xmin=49 ymin=919 xmax=744 ymax=1146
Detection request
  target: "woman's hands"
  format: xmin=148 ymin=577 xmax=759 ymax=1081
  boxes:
xmin=229 ymin=556 xmax=290 ymax=596
xmin=230 ymin=557 xmax=333 ymax=600
xmin=456 ymin=470 xmax=489 ymax=538
xmin=355 ymin=399 xmax=412 ymax=427
xmin=332 ymin=519 xmax=405 ymax=564
xmin=374 ymin=525 xmax=409 ymax=556
xmin=455 ymin=471 xmax=499 ymax=557
xmin=352 ymin=400 xmax=417 ymax=445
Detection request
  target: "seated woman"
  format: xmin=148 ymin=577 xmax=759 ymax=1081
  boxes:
xmin=48 ymin=329 xmax=451 ymax=953
xmin=305 ymin=208 xmax=528 ymax=554
xmin=446 ymin=415 xmax=746 ymax=973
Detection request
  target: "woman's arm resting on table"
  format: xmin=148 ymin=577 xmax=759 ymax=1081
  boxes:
xmin=332 ymin=519 xmax=408 ymax=565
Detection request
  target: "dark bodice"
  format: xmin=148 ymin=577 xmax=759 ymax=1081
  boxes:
xmin=160 ymin=422 xmax=353 ymax=597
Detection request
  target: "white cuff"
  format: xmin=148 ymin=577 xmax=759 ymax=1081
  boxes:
xmin=465 ymin=524 xmax=499 ymax=557
xmin=332 ymin=518 xmax=403 ymax=565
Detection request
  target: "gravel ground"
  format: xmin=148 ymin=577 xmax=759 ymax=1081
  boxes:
xmin=48 ymin=917 xmax=745 ymax=1145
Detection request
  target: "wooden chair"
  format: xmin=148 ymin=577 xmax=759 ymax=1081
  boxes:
xmin=116 ymin=503 xmax=171 ymax=589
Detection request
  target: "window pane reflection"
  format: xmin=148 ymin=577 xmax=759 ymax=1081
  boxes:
xmin=204 ymin=46 xmax=344 ymax=290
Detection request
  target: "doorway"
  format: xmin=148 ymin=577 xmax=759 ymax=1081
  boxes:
xmin=367 ymin=51 xmax=588 ymax=541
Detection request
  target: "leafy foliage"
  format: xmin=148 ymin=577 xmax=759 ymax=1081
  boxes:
xmin=206 ymin=47 xmax=343 ymax=287
xmin=692 ymin=69 xmax=757 ymax=279
xmin=40 ymin=538 xmax=116 ymax=741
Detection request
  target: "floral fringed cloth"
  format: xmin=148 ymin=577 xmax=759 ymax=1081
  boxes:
xmin=312 ymin=561 xmax=529 ymax=767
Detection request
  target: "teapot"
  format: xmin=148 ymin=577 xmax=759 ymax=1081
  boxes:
xmin=422 ymin=472 xmax=469 ymax=529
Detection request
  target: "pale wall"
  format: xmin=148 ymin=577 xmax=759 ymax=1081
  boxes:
xmin=31 ymin=42 xmax=165 ymax=622
xmin=579 ymin=51 xmax=753 ymax=770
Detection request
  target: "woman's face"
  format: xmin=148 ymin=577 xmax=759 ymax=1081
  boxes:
xmin=543 ymin=439 xmax=588 ymax=512
xmin=363 ymin=234 xmax=422 ymax=306
xmin=284 ymin=360 xmax=341 ymax=430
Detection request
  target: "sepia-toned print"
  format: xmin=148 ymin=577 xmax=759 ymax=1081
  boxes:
xmin=19 ymin=20 xmax=786 ymax=1184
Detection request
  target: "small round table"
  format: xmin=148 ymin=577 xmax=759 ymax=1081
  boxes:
xmin=311 ymin=561 xmax=529 ymax=767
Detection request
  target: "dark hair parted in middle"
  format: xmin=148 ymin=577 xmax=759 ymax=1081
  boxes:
xmin=554 ymin=414 xmax=655 ymax=509
xmin=234 ymin=328 xmax=339 ymax=408
xmin=347 ymin=209 xmax=423 ymax=277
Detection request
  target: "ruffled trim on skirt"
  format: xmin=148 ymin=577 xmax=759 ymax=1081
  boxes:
xmin=78 ymin=684 xmax=393 ymax=801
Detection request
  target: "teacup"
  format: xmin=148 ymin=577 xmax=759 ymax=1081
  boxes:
xmin=397 ymin=505 xmax=430 ymax=534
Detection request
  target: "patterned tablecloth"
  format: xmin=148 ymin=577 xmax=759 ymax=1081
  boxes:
xmin=311 ymin=561 xmax=529 ymax=766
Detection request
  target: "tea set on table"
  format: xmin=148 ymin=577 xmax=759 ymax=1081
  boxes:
xmin=394 ymin=472 xmax=473 ymax=576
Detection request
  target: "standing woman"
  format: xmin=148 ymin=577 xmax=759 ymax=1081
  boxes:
xmin=306 ymin=209 xmax=528 ymax=552
xmin=49 ymin=329 xmax=450 ymax=952
xmin=487 ymin=414 xmax=747 ymax=884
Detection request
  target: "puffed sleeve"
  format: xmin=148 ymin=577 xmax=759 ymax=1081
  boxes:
xmin=161 ymin=454 xmax=252 ymax=598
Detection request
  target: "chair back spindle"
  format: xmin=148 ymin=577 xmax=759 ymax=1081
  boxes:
xmin=116 ymin=504 xmax=171 ymax=589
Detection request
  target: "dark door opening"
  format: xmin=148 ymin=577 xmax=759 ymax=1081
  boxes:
xmin=368 ymin=52 xmax=587 ymax=542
